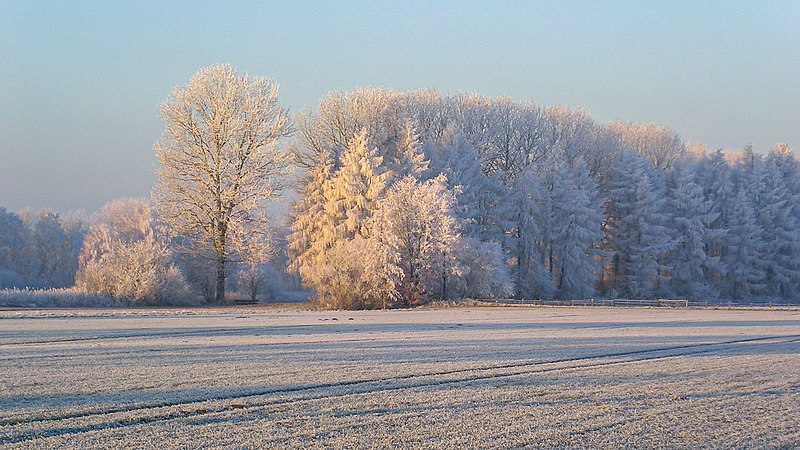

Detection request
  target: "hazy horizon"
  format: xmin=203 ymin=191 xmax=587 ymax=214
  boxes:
xmin=2 ymin=0 xmax=799 ymax=214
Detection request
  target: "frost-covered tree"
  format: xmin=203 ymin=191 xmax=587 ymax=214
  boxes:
xmin=27 ymin=210 xmax=75 ymax=288
xmin=0 ymin=208 xmax=27 ymax=288
xmin=609 ymin=121 xmax=687 ymax=170
xmin=289 ymin=130 xmax=390 ymax=304
xmin=602 ymin=151 xmax=671 ymax=298
xmin=290 ymin=88 xmax=404 ymax=169
xmin=370 ymin=175 xmax=460 ymax=305
xmin=76 ymin=198 xmax=187 ymax=304
xmin=511 ymin=167 xmax=555 ymax=299
xmin=153 ymin=64 xmax=291 ymax=303
xmin=432 ymin=129 xmax=511 ymax=242
xmin=449 ymin=237 xmax=514 ymax=299
xmin=287 ymin=155 xmax=336 ymax=289
xmin=326 ymin=129 xmax=391 ymax=240
xmin=392 ymin=119 xmax=430 ymax=179
xmin=664 ymin=166 xmax=720 ymax=299
xmin=0 ymin=208 xmax=85 ymax=289
xmin=769 ymin=143 xmax=800 ymax=225
xmin=236 ymin=262 xmax=270 ymax=303
xmin=313 ymin=236 xmax=399 ymax=310
xmin=723 ymin=186 xmax=765 ymax=300
xmin=694 ymin=151 xmax=733 ymax=285
xmin=754 ymin=149 xmax=800 ymax=299
xmin=548 ymin=161 xmax=604 ymax=299
xmin=694 ymin=150 xmax=767 ymax=300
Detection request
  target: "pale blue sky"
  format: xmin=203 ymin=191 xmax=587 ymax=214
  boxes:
xmin=2 ymin=0 xmax=799 ymax=213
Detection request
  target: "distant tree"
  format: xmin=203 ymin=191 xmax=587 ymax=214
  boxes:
xmin=76 ymin=198 xmax=187 ymax=304
xmin=237 ymin=262 xmax=266 ymax=303
xmin=27 ymin=209 xmax=75 ymax=288
xmin=609 ymin=121 xmax=687 ymax=170
xmin=0 ymin=208 xmax=27 ymax=288
xmin=153 ymin=64 xmax=292 ymax=303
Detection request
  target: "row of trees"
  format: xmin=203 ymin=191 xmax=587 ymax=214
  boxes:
xmin=3 ymin=66 xmax=798 ymax=306
xmin=288 ymin=88 xmax=800 ymax=305
xmin=0 ymin=198 xmax=288 ymax=304
xmin=0 ymin=208 xmax=85 ymax=289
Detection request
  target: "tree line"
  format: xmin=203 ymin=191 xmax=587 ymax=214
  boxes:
xmin=287 ymin=87 xmax=800 ymax=307
xmin=1 ymin=65 xmax=798 ymax=307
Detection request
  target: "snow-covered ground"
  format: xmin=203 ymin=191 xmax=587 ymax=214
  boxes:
xmin=1 ymin=306 xmax=798 ymax=449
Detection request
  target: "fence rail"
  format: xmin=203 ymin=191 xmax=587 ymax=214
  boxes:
xmin=478 ymin=298 xmax=800 ymax=309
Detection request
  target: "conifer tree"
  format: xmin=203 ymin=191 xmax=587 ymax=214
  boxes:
xmin=665 ymin=166 xmax=720 ymax=299
xmin=723 ymin=185 xmax=765 ymax=300
xmin=512 ymin=167 xmax=555 ymax=299
xmin=393 ymin=120 xmax=430 ymax=179
xmin=749 ymin=154 xmax=800 ymax=299
xmin=287 ymin=155 xmax=335 ymax=290
xmin=549 ymin=161 xmax=604 ymax=299
xmin=327 ymin=129 xmax=390 ymax=240
xmin=603 ymin=151 xmax=671 ymax=298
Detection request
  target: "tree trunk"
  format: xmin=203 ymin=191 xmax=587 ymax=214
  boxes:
xmin=215 ymin=254 xmax=226 ymax=304
xmin=441 ymin=270 xmax=448 ymax=301
xmin=249 ymin=274 xmax=259 ymax=302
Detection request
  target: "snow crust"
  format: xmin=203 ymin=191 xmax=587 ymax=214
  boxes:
xmin=1 ymin=306 xmax=798 ymax=448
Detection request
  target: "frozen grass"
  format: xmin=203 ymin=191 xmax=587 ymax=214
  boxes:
xmin=0 ymin=288 xmax=124 ymax=308
xmin=0 ymin=288 xmax=311 ymax=309
xmin=1 ymin=307 xmax=798 ymax=448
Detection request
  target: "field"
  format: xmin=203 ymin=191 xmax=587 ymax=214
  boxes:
xmin=1 ymin=305 xmax=799 ymax=449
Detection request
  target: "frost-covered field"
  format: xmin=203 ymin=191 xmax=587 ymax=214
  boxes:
xmin=1 ymin=306 xmax=799 ymax=449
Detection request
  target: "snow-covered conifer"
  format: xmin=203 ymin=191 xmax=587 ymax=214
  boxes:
xmin=665 ymin=165 xmax=720 ymax=299
xmin=287 ymin=155 xmax=336 ymax=289
xmin=392 ymin=119 xmax=429 ymax=179
xmin=433 ymin=130 xmax=511 ymax=242
xmin=549 ymin=161 xmax=604 ymax=299
xmin=748 ymin=153 xmax=800 ymax=299
xmin=722 ymin=184 xmax=765 ymax=300
xmin=327 ymin=129 xmax=390 ymax=240
xmin=511 ymin=167 xmax=555 ymax=299
xmin=603 ymin=151 xmax=671 ymax=298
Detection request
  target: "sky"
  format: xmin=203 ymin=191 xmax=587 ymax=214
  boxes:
xmin=2 ymin=0 xmax=799 ymax=214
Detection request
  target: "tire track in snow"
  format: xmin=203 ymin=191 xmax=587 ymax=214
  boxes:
xmin=3 ymin=334 xmax=799 ymax=444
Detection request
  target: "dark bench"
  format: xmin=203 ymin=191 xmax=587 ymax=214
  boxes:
xmin=233 ymin=299 xmax=259 ymax=305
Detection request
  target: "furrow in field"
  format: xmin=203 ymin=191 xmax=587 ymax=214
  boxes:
xmin=3 ymin=334 xmax=798 ymax=445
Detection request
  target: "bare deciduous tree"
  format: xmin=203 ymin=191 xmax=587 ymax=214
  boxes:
xmin=153 ymin=64 xmax=291 ymax=303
